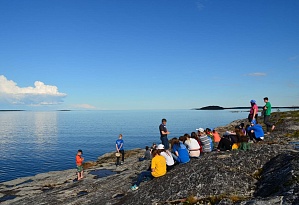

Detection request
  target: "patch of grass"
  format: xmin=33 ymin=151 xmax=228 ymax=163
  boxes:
xmin=198 ymin=194 xmax=249 ymax=205
xmin=292 ymin=130 xmax=299 ymax=138
xmin=185 ymin=195 xmax=198 ymax=204
xmin=285 ymin=130 xmax=299 ymax=138
xmin=252 ymin=168 xmax=263 ymax=180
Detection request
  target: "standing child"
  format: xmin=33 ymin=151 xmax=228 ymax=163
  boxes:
xmin=76 ymin=149 xmax=84 ymax=180
xmin=115 ymin=134 xmax=124 ymax=166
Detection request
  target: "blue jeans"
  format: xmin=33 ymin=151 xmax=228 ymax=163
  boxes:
xmin=160 ymin=136 xmax=169 ymax=150
xmin=136 ymin=171 xmax=153 ymax=186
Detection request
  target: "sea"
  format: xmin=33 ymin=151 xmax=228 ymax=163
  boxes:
xmin=0 ymin=109 xmax=253 ymax=183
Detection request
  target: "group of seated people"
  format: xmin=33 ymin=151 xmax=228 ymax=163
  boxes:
xmin=131 ymin=120 xmax=264 ymax=190
xmin=218 ymin=119 xmax=265 ymax=151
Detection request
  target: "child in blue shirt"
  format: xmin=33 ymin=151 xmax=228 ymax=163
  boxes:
xmin=247 ymin=120 xmax=264 ymax=142
xmin=171 ymin=137 xmax=190 ymax=164
xmin=115 ymin=134 xmax=124 ymax=165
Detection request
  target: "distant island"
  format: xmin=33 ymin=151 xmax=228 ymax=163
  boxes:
xmin=197 ymin=106 xmax=224 ymax=110
xmin=0 ymin=110 xmax=72 ymax=112
xmin=194 ymin=105 xmax=299 ymax=110
xmin=0 ymin=110 xmax=25 ymax=112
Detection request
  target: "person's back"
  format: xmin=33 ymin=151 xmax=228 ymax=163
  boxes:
xmin=208 ymin=136 xmax=214 ymax=151
xmin=184 ymin=138 xmax=200 ymax=150
xmin=200 ymin=135 xmax=212 ymax=152
xmin=228 ymin=134 xmax=238 ymax=143
xmin=172 ymin=142 xmax=190 ymax=163
xmin=217 ymin=137 xmax=233 ymax=151
xmin=160 ymin=150 xmax=175 ymax=166
xmin=184 ymin=137 xmax=200 ymax=157
xmin=144 ymin=148 xmax=151 ymax=160
xmin=151 ymin=155 xmax=167 ymax=177
xmin=247 ymin=124 xmax=264 ymax=139
xmin=212 ymin=130 xmax=221 ymax=143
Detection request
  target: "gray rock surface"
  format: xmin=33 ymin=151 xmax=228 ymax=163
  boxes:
xmin=1 ymin=110 xmax=299 ymax=205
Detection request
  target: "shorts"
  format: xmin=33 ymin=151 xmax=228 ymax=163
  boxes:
xmin=77 ymin=165 xmax=83 ymax=173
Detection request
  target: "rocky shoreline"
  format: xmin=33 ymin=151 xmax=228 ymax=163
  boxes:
xmin=1 ymin=111 xmax=299 ymax=205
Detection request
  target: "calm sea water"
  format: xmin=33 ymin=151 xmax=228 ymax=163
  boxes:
xmin=0 ymin=110 xmax=247 ymax=183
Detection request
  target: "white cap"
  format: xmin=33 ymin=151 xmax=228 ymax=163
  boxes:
xmin=196 ymin=128 xmax=205 ymax=132
xmin=157 ymin=144 xmax=164 ymax=150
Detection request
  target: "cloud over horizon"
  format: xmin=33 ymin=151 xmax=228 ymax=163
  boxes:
xmin=0 ymin=75 xmax=67 ymax=106
xmin=72 ymin=104 xmax=97 ymax=109
xmin=246 ymin=72 xmax=267 ymax=77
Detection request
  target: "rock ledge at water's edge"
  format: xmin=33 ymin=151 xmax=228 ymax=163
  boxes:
xmin=0 ymin=111 xmax=299 ymax=205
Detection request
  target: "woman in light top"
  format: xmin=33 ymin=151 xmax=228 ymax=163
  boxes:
xmin=156 ymin=144 xmax=175 ymax=171
xmin=183 ymin=133 xmax=200 ymax=157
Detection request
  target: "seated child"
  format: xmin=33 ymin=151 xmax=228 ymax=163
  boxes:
xmin=171 ymin=137 xmax=190 ymax=164
xmin=183 ymin=133 xmax=200 ymax=157
xmin=157 ymin=144 xmax=175 ymax=171
xmin=131 ymin=149 xmax=166 ymax=190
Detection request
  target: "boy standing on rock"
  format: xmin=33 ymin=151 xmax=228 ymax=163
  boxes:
xmin=116 ymin=134 xmax=125 ymax=165
xmin=76 ymin=149 xmax=84 ymax=180
xmin=263 ymin=97 xmax=275 ymax=134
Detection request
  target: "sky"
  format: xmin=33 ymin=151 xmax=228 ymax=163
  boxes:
xmin=0 ymin=0 xmax=299 ymax=110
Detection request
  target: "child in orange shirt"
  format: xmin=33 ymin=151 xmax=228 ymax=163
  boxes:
xmin=76 ymin=149 xmax=84 ymax=180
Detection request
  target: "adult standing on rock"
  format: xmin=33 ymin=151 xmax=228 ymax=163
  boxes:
xmin=263 ymin=97 xmax=275 ymax=134
xmin=159 ymin=118 xmax=170 ymax=150
xmin=248 ymin=100 xmax=259 ymax=124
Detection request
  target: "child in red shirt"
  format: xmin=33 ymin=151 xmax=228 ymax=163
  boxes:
xmin=76 ymin=149 xmax=84 ymax=180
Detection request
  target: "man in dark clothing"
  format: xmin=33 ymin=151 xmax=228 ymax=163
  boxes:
xmin=159 ymin=118 xmax=170 ymax=150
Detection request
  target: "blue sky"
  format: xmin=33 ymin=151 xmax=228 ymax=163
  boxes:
xmin=1 ymin=0 xmax=299 ymax=110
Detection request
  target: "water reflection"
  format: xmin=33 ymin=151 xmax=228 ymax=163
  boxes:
xmin=33 ymin=112 xmax=58 ymax=146
xmin=0 ymin=111 xmax=59 ymax=183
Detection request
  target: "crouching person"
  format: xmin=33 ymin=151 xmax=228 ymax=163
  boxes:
xmin=131 ymin=149 xmax=166 ymax=190
xmin=247 ymin=120 xmax=264 ymax=142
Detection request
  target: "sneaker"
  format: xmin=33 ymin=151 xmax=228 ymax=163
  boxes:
xmin=130 ymin=185 xmax=138 ymax=191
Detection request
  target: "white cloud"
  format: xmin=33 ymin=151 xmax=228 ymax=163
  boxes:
xmin=246 ymin=72 xmax=266 ymax=77
xmin=72 ymin=104 xmax=97 ymax=109
xmin=196 ymin=0 xmax=207 ymax=11
xmin=0 ymin=75 xmax=66 ymax=106
xmin=288 ymin=55 xmax=299 ymax=61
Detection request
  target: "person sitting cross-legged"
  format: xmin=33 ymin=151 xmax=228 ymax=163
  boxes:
xmin=131 ymin=149 xmax=166 ymax=191
xmin=183 ymin=133 xmax=200 ymax=158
